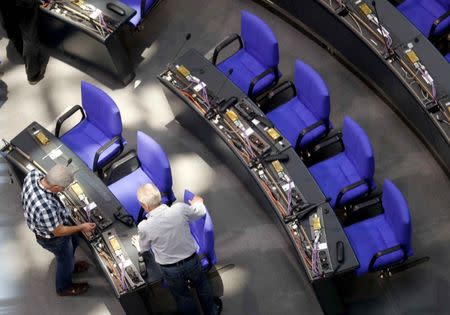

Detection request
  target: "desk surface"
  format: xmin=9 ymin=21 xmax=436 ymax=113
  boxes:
xmin=8 ymin=122 xmax=162 ymax=287
xmin=160 ymin=49 xmax=359 ymax=279
xmin=40 ymin=0 xmax=136 ymax=34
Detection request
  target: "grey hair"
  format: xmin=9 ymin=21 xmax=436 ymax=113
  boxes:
xmin=137 ymin=183 xmax=161 ymax=208
xmin=46 ymin=164 xmax=74 ymax=188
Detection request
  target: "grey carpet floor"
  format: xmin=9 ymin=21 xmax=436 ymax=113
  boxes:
xmin=0 ymin=0 xmax=449 ymax=314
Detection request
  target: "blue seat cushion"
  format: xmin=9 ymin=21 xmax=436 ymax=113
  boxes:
xmin=61 ymin=120 xmax=123 ymax=170
xmin=398 ymin=0 xmax=450 ymax=37
xmin=108 ymin=167 xmax=172 ymax=222
xmin=119 ymin=0 xmax=156 ymax=26
xmin=345 ymin=215 xmax=406 ymax=276
xmin=309 ymin=152 xmax=371 ymax=207
xmin=267 ymin=97 xmax=327 ymax=148
xmin=217 ymin=49 xmax=279 ymax=96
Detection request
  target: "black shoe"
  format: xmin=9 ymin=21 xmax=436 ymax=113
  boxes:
xmin=214 ymin=297 xmax=223 ymax=314
xmin=28 ymin=66 xmax=47 ymax=85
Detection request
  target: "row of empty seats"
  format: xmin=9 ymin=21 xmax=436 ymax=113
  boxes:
xmin=215 ymin=11 xmax=414 ymax=276
xmin=397 ymin=0 xmax=450 ymax=41
xmin=396 ymin=0 xmax=450 ymax=62
xmin=54 ymin=81 xmax=216 ymax=271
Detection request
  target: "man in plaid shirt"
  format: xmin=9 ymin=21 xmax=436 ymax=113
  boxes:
xmin=21 ymin=164 xmax=96 ymax=296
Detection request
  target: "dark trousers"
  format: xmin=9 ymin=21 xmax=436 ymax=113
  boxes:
xmin=36 ymin=234 xmax=79 ymax=292
xmin=0 ymin=0 xmax=45 ymax=80
xmin=160 ymin=254 xmax=218 ymax=315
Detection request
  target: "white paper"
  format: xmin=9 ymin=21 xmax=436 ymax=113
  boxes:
xmin=244 ymin=128 xmax=254 ymax=136
xmin=89 ymin=9 xmax=102 ymax=19
xmin=193 ymin=82 xmax=206 ymax=92
xmin=48 ymin=149 xmax=63 ymax=160
xmin=318 ymin=243 xmax=328 ymax=250
xmin=282 ymin=182 xmax=295 ymax=191
xmin=84 ymin=202 xmax=97 ymax=212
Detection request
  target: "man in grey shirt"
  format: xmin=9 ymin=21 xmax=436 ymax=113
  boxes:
xmin=135 ymin=183 xmax=222 ymax=315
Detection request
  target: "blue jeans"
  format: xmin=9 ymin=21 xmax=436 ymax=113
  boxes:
xmin=36 ymin=234 xmax=79 ymax=292
xmin=160 ymin=254 xmax=218 ymax=315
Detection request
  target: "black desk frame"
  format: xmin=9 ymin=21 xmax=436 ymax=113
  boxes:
xmin=39 ymin=0 xmax=137 ymax=85
xmin=158 ymin=49 xmax=359 ymax=315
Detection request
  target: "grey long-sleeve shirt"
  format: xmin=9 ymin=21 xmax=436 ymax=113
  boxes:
xmin=138 ymin=202 xmax=206 ymax=265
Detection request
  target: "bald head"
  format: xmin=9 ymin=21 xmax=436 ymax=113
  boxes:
xmin=45 ymin=164 xmax=74 ymax=189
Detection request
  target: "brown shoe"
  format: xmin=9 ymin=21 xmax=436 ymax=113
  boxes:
xmin=73 ymin=261 xmax=90 ymax=274
xmin=57 ymin=282 xmax=89 ymax=296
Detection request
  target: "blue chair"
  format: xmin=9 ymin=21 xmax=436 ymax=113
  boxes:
xmin=345 ymin=179 xmax=413 ymax=276
xmin=266 ymin=60 xmax=332 ymax=150
xmin=184 ymin=190 xmax=218 ymax=271
xmin=309 ymin=116 xmax=376 ymax=208
xmin=397 ymin=0 xmax=450 ymax=40
xmin=212 ymin=10 xmax=281 ymax=99
xmin=56 ymin=81 xmax=126 ymax=172
xmin=108 ymin=131 xmax=176 ymax=222
xmin=119 ymin=0 xmax=160 ymax=28
xmin=445 ymin=52 xmax=450 ymax=62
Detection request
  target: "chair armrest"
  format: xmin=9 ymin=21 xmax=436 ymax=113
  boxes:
xmin=106 ymin=149 xmax=139 ymax=184
xmin=429 ymin=10 xmax=450 ymax=39
xmin=93 ymin=135 xmax=125 ymax=172
xmin=212 ymin=33 xmax=243 ymax=65
xmin=368 ymin=244 xmax=407 ymax=272
xmin=349 ymin=196 xmax=381 ymax=213
xmin=140 ymin=0 xmax=145 ymax=20
xmin=160 ymin=191 xmax=174 ymax=206
xmin=55 ymin=105 xmax=85 ymax=138
xmin=310 ymin=132 xmax=343 ymax=155
xmin=335 ymin=178 xmax=371 ymax=208
xmin=295 ymin=119 xmax=326 ymax=149
xmin=265 ymin=81 xmax=296 ymax=102
xmin=248 ymin=67 xmax=279 ymax=99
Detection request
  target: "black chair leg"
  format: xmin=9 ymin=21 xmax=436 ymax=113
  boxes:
xmin=380 ymin=256 xmax=430 ymax=278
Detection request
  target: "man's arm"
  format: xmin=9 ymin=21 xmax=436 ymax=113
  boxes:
xmin=40 ymin=203 xmax=96 ymax=237
xmin=138 ymin=223 xmax=152 ymax=253
xmin=53 ymin=223 xmax=96 ymax=237
xmin=183 ymin=195 xmax=207 ymax=221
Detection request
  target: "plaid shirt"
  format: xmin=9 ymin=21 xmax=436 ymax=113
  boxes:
xmin=21 ymin=169 xmax=70 ymax=238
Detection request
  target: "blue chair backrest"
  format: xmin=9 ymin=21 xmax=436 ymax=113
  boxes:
xmin=342 ymin=116 xmax=375 ymax=182
xmin=294 ymin=60 xmax=330 ymax=123
xmin=81 ymin=81 xmax=123 ymax=138
xmin=436 ymin=0 xmax=450 ymax=10
xmin=184 ymin=190 xmax=217 ymax=266
xmin=241 ymin=10 xmax=279 ymax=68
xmin=136 ymin=131 xmax=173 ymax=195
xmin=382 ymin=179 xmax=412 ymax=254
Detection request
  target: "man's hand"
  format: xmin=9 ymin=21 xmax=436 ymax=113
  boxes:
xmin=189 ymin=195 xmax=204 ymax=205
xmin=53 ymin=222 xmax=96 ymax=237
xmin=131 ymin=234 xmax=141 ymax=252
xmin=80 ymin=222 xmax=96 ymax=233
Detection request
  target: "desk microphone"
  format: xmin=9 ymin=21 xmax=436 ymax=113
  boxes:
xmin=170 ymin=33 xmax=192 ymax=65
xmin=66 ymin=158 xmax=72 ymax=167
xmin=371 ymin=1 xmax=394 ymax=59
xmin=215 ymin=68 xmax=234 ymax=106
